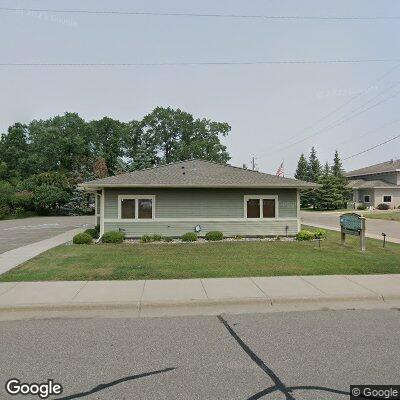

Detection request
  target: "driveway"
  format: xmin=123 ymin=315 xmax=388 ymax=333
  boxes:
xmin=301 ymin=211 xmax=400 ymax=243
xmin=0 ymin=216 xmax=94 ymax=254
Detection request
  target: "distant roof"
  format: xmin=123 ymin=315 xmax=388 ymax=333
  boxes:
xmin=347 ymin=179 xmax=399 ymax=189
xmin=83 ymin=159 xmax=318 ymax=189
xmin=346 ymin=159 xmax=400 ymax=177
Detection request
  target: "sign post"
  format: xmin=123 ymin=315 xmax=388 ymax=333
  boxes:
xmin=340 ymin=213 xmax=366 ymax=252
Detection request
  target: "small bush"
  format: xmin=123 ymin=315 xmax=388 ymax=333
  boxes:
xmin=356 ymin=204 xmax=367 ymax=210
xmin=377 ymin=203 xmax=390 ymax=210
xmin=13 ymin=207 xmax=26 ymax=217
xmin=102 ymin=231 xmax=124 ymax=243
xmin=0 ymin=204 xmax=10 ymax=220
xmin=314 ymin=229 xmax=326 ymax=239
xmin=163 ymin=236 xmax=173 ymax=242
xmin=73 ymin=232 xmax=92 ymax=244
xmin=84 ymin=228 xmax=99 ymax=239
xmin=296 ymin=230 xmax=315 ymax=241
xmin=181 ymin=232 xmax=198 ymax=242
xmin=141 ymin=235 xmax=153 ymax=243
xmin=205 ymin=231 xmax=224 ymax=241
xmin=151 ymin=234 xmax=164 ymax=242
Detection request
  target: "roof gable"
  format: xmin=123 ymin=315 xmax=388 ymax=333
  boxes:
xmin=83 ymin=159 xmax=318 ymax=189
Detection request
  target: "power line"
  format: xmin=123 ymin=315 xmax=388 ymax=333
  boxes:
xmin=343 ymin=134 xmax=400 ymax=160
xmin=259 ymin=84 xmax=400 ymax=157
xmin=2 ymin=7 xmax=400 ymax=20
xmin=1 ymin=59 xmax=400 ymax=67
xmin=335 ymin=118 xmax=400 ymax=148
xmin=258 ymin=62 xmax=400 ymax=156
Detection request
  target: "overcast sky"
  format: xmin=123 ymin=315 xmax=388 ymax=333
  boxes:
xmin=1 ymin=0 xmax=400 ymax=176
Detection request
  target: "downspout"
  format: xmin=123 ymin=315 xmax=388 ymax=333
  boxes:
xmin=297 ymin=189 xmax=301 ymax=233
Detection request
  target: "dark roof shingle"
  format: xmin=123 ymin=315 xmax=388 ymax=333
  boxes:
xmin=346 ymin=159 xmax=400 ymax=177
xmin=83 ymin=159 xmax=318 ymax=189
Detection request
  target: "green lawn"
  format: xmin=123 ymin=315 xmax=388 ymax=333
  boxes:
xmin=363 ymin=211 xmax=400 ymax=222
xmin=1 ymin=226 xmax=399 ymax=282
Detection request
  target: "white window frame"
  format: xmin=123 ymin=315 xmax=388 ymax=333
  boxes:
xmin=363 ymin=195 xmax=370 ymax=203
xmin=118 ymin=195 xmax=156 ymax=220
xmin=383 ymin=195 xmax=392 ymax=203
xmin=243 ymin=195 xmax=279 ymax=219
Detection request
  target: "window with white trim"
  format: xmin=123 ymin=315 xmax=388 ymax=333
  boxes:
xmin=363 ymin=195 xmax=370 ymax=203
xmin=383 ymin=195 xmax=392 ymax=203
xmin=118 ymin=195 xmax=155 ymax=220
xmin=244 ymin=195 xmax=278 ymax=219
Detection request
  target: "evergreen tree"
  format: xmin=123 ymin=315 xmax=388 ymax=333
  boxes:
xmin=315 ymin=166 xmax=343 ymax=210
xmin=307 ymin=147 xmax=322 ymax=182
xmin=301 ymin=147 xmax=322 ymax=209
xmin=295 ymin=154 xmax=308 ymax=181
xmin=331 ymin=150 xmax=344 ymax=177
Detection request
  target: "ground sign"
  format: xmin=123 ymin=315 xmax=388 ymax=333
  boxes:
xmin=340 ymin=213 xmax=366 ymax=251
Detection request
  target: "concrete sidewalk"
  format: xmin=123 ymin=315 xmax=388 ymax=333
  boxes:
xmin=1 ymin=275 xmax=400 ymax=317
xmin=0 ymin=228 xmax=85 ymax=275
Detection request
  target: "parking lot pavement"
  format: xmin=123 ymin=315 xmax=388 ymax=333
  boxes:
xmin=0 ymin=215 xmax=94 ymax=254
xmin=1 ymin=309 xmax=399 ymax=399
xmin=301 ymin=211 xmax=400 ymax=243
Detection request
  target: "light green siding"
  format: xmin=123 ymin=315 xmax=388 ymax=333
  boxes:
xmin=104 ymin=219 xmax=298 ymax=237
xmin=103 ymin=188 xmax=299 ymax=237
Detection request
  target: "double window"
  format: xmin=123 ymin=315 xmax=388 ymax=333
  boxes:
xmin=118 ymin=195 xmax=155 ymax=220
xmin=383 ymin=195 xmax=392 ymax=203
xmin=244 ymin=196 xmax=278 ymax=219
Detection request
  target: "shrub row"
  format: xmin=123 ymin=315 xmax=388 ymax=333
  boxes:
xmin=296 ymin=229 xmax=326 ymax=241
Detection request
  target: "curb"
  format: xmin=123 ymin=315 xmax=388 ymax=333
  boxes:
xmin=0 ymin=294 xmax=393 ymax=314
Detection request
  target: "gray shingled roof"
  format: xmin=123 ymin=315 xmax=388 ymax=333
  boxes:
xmin=347 ymin=179 xmax=399 ymax=189
xmin=346 ymin=159 xmax=400 ymax=177
xmin=83 ymin=159 xmax=318 ymax=189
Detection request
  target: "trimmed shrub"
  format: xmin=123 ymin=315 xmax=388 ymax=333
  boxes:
xmin=102 ymin=231 xmax=124 ymax=243
xmin=151 ymin=234 xmax=164 ymax=242
xmin=296 ymin=230 xmax=315 ymax=241
xmin=163 ymin=236 xmax=173 ymax=242
xmin=84 ymin=228 xmax=99 ymax=239
xmin=314 ymin=229 xmax=326 ymax=239
xmin=377 ymin=203 xmax=390 ymax=210
xmin=181 ymin=232 xmax=198 ymax=242
xmin=73 ymin=232 xmax=92 ymax=244
xmin=205 ymin=231 xmax=224 ymax=241
xmin=141 ymin=235 xmax=153 ymax=243
xmin=356 ymin=204 xmax=367 ymax=210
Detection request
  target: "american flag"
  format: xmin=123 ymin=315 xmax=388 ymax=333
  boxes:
xmin=276 ymin=162 xmax=284 ymax=177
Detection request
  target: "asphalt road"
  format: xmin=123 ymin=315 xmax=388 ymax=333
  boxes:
xmin=1 ymin=309 xmax=399 ymax=399
xmin=301 ymin=211 xmax=400 ymax=242
xmin=0 ymin=216 xmax=94 ymax=254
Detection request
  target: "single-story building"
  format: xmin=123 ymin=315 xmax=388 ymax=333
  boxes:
xmin=82 ymin=159 xmax=318 ymax=238
xmin=346 ymin=159 xmax=400 ymax=208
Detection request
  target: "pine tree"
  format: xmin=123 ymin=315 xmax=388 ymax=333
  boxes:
xmin=307 ymin=147 xmax=322 ymax=182
xmin=295 ymin=154 xmax=308 ymax=181
xmin=315 ymin=166 xmax=343 ymax=210
xmin=331 ymin=150 xmax=351 ymax=207
xmin=301 ymin=147 xmax=322 ymax=208
xmin=331 ymin=150 xmax=344 ymax=177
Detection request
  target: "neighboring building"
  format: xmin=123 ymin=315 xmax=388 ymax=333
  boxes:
xmin=346 ymin=159 xmax=400 ymax=208
xmin=82 ymin=159 xmax=317 ymax=238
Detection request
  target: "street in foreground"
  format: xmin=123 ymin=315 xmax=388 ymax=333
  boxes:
xmin=1 ymin=309 xmax=399 ymax=399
